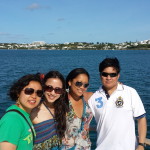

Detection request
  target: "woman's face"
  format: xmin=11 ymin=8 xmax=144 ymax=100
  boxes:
xmin=69 ymin=74 xmax=89 ymax=97
xmin=18 ymin=81 xmax=42 ymax=113
xmin=44 ymin=78 xmax=63 ymax=104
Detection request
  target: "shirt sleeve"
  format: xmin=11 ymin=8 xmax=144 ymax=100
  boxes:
xmin=0 ymin=113 xmax=24 ymax=145
xmin=130 ymin=88 xmax=146 ymax=118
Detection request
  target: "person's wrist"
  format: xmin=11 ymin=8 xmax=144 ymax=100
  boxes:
xmin=138 ymin=143 xmax=145 ymax=148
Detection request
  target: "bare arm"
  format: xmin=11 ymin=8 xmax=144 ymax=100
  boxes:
xmin=136 ymin=117 xmax=147 ymax=150
xmin=83 ymin=92 xmax=93 ymax=102
xmin=0 ymin=142 xmax=16 ymax=150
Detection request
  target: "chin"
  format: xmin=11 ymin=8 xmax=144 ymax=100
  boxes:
xmin=48 ymin=99 xmax=57 ymax=103
xmin=78 ymin=94 xmax=83 ymax=98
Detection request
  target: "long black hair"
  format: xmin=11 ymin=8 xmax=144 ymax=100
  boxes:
xmin=66 ymin=68 xmax=90 ymax=89
xmin=43 ymin=70 xmax=68 ymax=139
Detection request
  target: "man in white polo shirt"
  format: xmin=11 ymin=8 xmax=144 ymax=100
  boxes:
xmin=88 ymin=57 xmax=147 ymax=150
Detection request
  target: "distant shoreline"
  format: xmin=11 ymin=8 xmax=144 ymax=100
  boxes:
xmin=0 ymin=41 xmax=150 ymax=50
xmin=0 ymin=48 xmax=150 ymax=50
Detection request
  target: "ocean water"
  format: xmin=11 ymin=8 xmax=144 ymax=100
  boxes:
xmin=0 ymin=49 xmax=150 ymax=149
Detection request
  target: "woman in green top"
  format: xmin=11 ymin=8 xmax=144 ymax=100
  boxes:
xmin=0 ymin=74 xmax=43 ymax=150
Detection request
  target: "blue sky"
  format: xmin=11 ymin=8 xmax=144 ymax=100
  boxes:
xmin=0 ymin=0 xmax=150 ymax=44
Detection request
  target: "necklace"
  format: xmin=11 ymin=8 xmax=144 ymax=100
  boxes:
xmin=43 ymin=102 xmax=55 ymax=118
xmin=80 ymin=97 xmax=86 ymax=131
xmin=69 ymin=96 xmax=86 ymax=132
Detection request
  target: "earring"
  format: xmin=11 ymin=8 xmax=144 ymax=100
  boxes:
xmin=16 ymin=98 xmax=20 ymax=106
xmin=66 ymin=86 xmax=70 ymax=93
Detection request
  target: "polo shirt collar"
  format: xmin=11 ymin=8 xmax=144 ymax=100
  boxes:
xmin=99 ymin=83 xmax=124 ymax=93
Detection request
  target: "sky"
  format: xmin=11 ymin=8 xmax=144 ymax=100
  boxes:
xmin=0 ymin=0 xmax=150 ymax=44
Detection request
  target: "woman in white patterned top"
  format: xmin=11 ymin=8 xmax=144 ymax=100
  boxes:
xmin=62 ymin=68 xmax=93 ymax=150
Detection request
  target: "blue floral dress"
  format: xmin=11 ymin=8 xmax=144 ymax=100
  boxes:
xmin=62 ymin=97 xmax=93 ymax=150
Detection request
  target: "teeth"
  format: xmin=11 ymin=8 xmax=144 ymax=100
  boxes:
xmin=49 ymin=96 xmax=55 ymax=99
xmin=29 ymin=100 xmax=36 ymax=103
xmin=48 ymin=94 xmax=55 ymax=99
xmin=78 ymin=90 xmax=83 ymax=93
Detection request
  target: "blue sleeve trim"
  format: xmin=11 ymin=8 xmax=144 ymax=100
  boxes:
xmin=135 ymin=113 xmax=146 ymax=119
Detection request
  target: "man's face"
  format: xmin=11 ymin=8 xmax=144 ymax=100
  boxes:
xmin=100 ymin=67 xmax=120 ymax=91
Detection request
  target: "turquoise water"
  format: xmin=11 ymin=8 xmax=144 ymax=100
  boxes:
xmin=0 ymin=49 xmax=150 ymax=149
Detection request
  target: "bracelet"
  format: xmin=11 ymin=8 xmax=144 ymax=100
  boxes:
xmin=138 ymin=143 xmax=145 ymax=148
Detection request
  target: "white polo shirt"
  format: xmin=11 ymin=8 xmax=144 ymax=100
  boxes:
xmin=88 ymin=84 xmax=146 ymax=150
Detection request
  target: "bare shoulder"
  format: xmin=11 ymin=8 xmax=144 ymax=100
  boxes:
xmin=30 ymin=103 xmax=53 ymax=124
xmin=84 ymin=92 xmax=93 ymax=102
xmin=30 ymin=105 xmax=41 ymax=122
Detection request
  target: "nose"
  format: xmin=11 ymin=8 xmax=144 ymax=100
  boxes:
xmin=106 ymin=75 xmax=111 ymax=79
xmin=31 ymin=92 xmax=37 ymax=98
xmin=50 ymin=89 xmax=55 ymax=94
xmin=81 ymin=85 xmax=85 ymax=88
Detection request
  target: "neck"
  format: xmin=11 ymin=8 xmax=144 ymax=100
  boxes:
xmin=16 ymin=104 xmax=31 ymax=114
xmin=43 ymin=100 xmax=54 ymax=109
xmin=103 ymin=84 xmax=118 ymax=96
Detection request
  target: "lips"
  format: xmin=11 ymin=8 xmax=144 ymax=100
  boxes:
xmin=78 ymin=90 xmax=83 ymax=93
xmin=47 ymin=94 xmax=56 ymax=100
xmin=77 ymin=89 xmax=84 ymax=95
xmin=105 ymin=81 xmax=112 ymax=84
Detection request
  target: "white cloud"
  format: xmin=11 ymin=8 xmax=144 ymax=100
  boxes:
xmin=26 ymin=3 xmax=41 ymax=11
xmin=48 ymin=33 xmax=55 ymax=35
xmin=0 ymin=32 xmax=28 ymax=42
xmin=0 ymin=32 xmax=11 ymax=36
xmin=26 ymin=3 xmax=50 ymax=11
xmin=57 ymin=18 xmax=65 ymax=22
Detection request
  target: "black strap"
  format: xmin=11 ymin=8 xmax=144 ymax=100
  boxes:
xmin=139 ymin=143 xmax=146 ymax=148
xmin=43 ymin=102 xmax=55 ymax=118
xmin=6 ymin=109 xmax=35 ymax=144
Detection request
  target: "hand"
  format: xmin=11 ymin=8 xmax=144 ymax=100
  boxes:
xmin=136 ymin=145 xmax=145 ymax=150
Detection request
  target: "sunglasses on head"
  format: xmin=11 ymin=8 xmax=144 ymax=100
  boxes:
xmin=75 ymin=81 xmax=89 ymax=88
xmin=101 ymin=72 xmax=118 ymax=77
xmin=44 ymin=85 xmax=64 ymax=94
xmin=23 ymin=88 xmax=43 ymax=97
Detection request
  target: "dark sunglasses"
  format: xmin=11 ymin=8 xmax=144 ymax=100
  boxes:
xmin=44 ymin=85 xmax=64 ymax=94
xmin=101 ymin=72 xmax=118 ymax=77
xmin=23 ymin=88 xmax=43 ymax=97
xmin=75 ymin=81 xmax=89 ymax=88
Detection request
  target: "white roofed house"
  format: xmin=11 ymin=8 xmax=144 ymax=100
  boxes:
xmin=31 ymin=41 xmax=46 ymax=46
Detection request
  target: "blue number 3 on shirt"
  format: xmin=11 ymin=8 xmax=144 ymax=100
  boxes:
xmin=95 ymin=97 xmax=103 ymax=108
